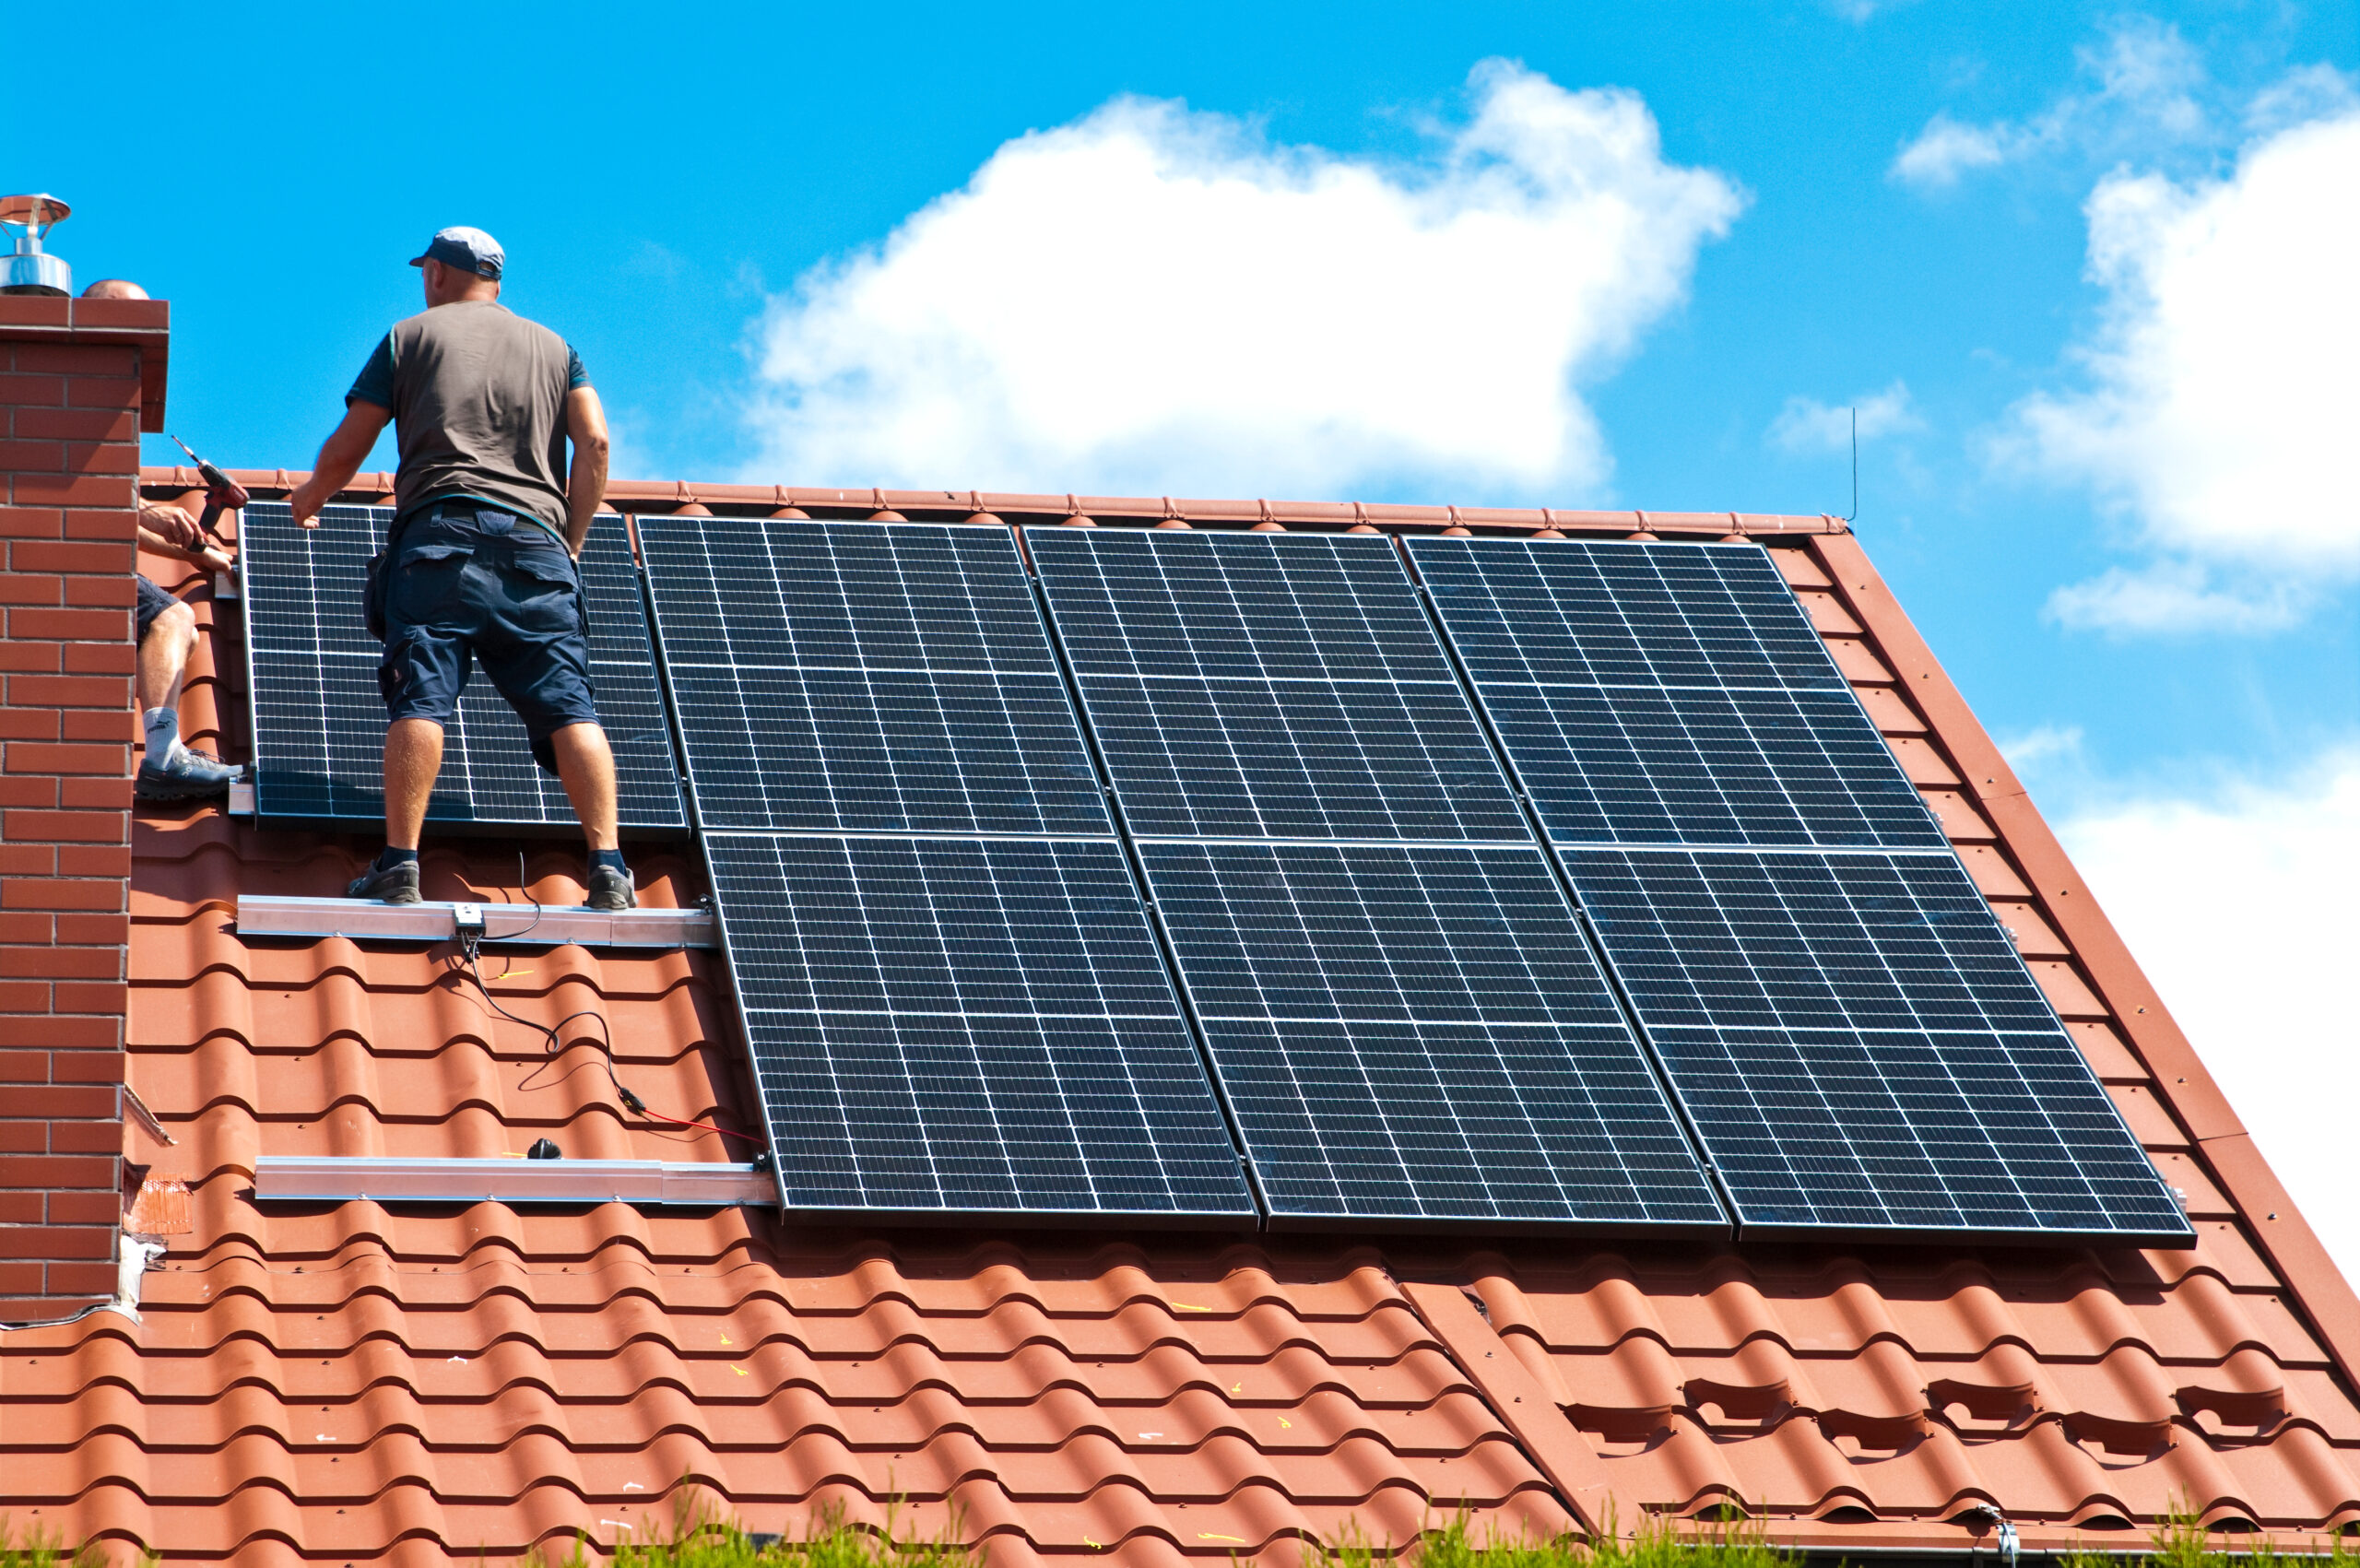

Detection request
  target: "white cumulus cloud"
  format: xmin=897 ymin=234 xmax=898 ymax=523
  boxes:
xmin=743 ymin=61 xmax=1744 ymax=500
xmin=1890 ymin=112 xmax=2012 ymax=188
xmin=1765 ymin=379 xmax=1922 ymax=454
xmin=1891 ymin=18 xmax=2210 ymax=189
xmin=2058 ymin=749 xmax=2360 ymax=1283
xmin=2001 ymin=101 xmax=2360 ymax=632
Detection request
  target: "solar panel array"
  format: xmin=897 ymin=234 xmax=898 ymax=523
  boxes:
xmin=1030 ymin=527 xmax=1726 ymax=1231
xmin=238 ymin=501 xmax=686 ymax=832
xmin=1410 ymin=536 xmax=2188 ymax=1242
xmin=237 ymin=491 xmax=2182 ymax=1241
xmin=638 ymin=517 xmax=1254 ymax=1220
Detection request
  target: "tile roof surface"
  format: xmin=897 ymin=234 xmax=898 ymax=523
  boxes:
xmin=4 ymin=475 xmax=2357 ymax=1565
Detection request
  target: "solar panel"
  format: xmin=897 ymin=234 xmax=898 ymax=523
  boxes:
xmin=1139 ymin=840 xmax=1725 ymax=1229
xmin=1408 ymin=536 xmax=2185 ymax=1244
xmin=638 ymin=516 xmax=1109 ymax=834
xmin=1028 ymin=526 xmax=1725 ymax=1231
xmin=1029 ymin=527 xmax=1528 ymax=841
xmin=1568 ymin=847 xmax=2189 ymax=1240
xmin=1410 ymin=536 xmax=1944 ymax=850
xmin=238 ymin=501 xmax=687 ymax=832
xmin=704 ymin=832 xmax=1254 ymax=1220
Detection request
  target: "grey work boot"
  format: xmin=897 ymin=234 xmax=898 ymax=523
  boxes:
xmin=347 ymin=857 xmax=422 ymax=903
xmin=587 ymin=864 xmax=637 ymax=911
xmin=135 ymin=747 xmax=241 ymax=802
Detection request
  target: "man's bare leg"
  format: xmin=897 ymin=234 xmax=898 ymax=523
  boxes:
xmin=384 ymin=717 xmax=445 ymax=851
xmin=549 ymin=722 xmax=619 ymax=851
xmin=136 ymin=600 xmax=196 ymax=715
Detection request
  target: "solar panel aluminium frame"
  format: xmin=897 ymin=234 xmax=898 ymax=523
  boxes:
xmin=1023 ymin=524 xmax=1731 ymax=1236
xmin=1401 ymin=533 xmax=2191 ymax=1246
xmin=634 ymin=514 xmax=1258 ymax=1226
xmin=235 ymin=501 xmax=689 ymax=835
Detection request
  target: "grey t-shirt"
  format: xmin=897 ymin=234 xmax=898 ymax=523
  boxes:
xmin=348 ymin=300 xmax=590 ymax=541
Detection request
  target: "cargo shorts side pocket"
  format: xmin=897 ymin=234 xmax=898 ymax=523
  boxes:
xmin=506 ymin=550 xmax=585 ymax=639
xmin=387 ymin=543 xmax=474 ymax=630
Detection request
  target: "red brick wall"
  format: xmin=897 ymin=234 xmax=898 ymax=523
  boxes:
xmin=0 ymin=297 xmax=167 ymax=1319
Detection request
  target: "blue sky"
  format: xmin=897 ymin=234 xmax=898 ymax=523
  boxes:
xmin=23 ymin=0 xmax=2360 ymax=1263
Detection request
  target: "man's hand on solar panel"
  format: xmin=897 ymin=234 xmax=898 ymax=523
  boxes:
xmin=286 ymin=401 xmax=390 ymax=527
xmin=322 ymin=225 xmax=634 ymax=910
xmin=131 ymin=500 xmax=242 ymax=802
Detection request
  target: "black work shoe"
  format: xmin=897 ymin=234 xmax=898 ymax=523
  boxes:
xmin=347 ymin=859 xmax=421 ymax=903
xmin=587 ymin=864 xmax=636 ymax=911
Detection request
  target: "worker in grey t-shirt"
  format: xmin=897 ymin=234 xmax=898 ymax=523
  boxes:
xmin=288 ymin=226 xmax=632 ymax=910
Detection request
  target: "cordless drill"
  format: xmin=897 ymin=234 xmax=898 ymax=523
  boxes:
xmin=165 ymin=433 xmax=250 ymax=547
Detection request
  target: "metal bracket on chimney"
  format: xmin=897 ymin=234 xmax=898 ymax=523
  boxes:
xmin=253 ymin=1155 xmax=776 ymax=1207
xmin=233 ymin=893 xmax=717 ymax=949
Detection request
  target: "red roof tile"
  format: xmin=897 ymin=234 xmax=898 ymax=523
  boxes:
xmin=4 ymin=476 xmax=2355 ymax=1563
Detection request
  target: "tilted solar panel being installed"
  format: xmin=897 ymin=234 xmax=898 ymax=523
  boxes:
xmin=1029 ymin=525 xmax=1726 ymax=1232
xmin=237 ymin=502 xmax=687 ymax=832
xmin=639 ymin=516 xmax=1254 ymax=1220
xmin=1410 ymin=535 xmax=2190 ymax=1244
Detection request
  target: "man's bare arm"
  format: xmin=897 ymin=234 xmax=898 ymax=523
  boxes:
xmin=562 ymin=386 xmax=611 ymax=557
xmin=137 ymin=504 xmax=232 ymax=576
xmin=287 ymin=401 xmax=393 ymax=525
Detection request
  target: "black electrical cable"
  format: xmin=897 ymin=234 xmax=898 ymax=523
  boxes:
xmin=452 ymin=890 xmax=762 ymax=1147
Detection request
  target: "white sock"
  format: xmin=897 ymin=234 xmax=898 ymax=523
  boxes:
xmin=142 ymin=706 xmax=184 ymax=768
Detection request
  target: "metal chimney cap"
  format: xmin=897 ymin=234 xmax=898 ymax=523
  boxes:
xmin=0 ymin=193 xmax=73 ymax=295
xmin=0 ymin=194 xmax=70 ymax=232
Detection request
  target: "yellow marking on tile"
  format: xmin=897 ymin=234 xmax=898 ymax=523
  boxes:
xmin=1278 ymin=1417 xmax=1292 ymax=1429
xmin=1199 ymin=1534 xmax=1246 ymax=1545
xmin=730 ymin=1365 xmax=749 ymax=1376
xmin=1173 ymin=1303 xmax=1209 ymax=1312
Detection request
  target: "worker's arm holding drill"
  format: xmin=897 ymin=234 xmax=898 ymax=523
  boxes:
xmin=288 ymin=399 xmax=392 ymax=525
xmin=136 ymin=501 xmax=233 ymax=576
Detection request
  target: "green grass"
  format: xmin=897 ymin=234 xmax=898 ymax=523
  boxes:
xmin=14 ymin=1495 xmax=2360 ymax=1566
xmin=1311 ymin=1507 xmax=1798 ymax=1568
xmin=526 ymin=1495 xmax=976 ymax=1568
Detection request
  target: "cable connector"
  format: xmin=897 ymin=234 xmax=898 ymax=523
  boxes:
xmin=452 ymin=902 xmax=486 ymax=961
xmin=617 ymin=1085 xmax=648 ymax=1114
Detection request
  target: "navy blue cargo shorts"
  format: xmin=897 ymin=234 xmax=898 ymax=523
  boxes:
xmin=135 ymin=574 xmax=177 ymax=643
xmin=376 ymin=502 xmax=598 ymax=773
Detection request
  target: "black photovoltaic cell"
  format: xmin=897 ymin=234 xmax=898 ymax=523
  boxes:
xmin=1138 ymin=841 xmax=1723 ymax=1228
xmin=1030 ymin=528 xmax=1527 ymax=842
xmin=1410 ymin=536 xmax=1943 ymax=850
xmin=1568 ymin=847 xmax=2187 ymax=1239
xmin=238 ymin=502 xmax=686 ymax=831
xmin=638 ymin=517 xmax=1108 ymax=834
xmin=703 ymin=833 xmax=1254 ymax=1218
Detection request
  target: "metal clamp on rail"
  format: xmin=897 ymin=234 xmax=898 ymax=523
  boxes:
xmin=233 ymin=893 xmax=718 ymax=949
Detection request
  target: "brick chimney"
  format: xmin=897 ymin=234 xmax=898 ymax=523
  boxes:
xmin=0 ymin=291 xmax=168 ymax=1320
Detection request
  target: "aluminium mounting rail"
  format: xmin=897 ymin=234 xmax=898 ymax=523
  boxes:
xmin=252 ymin=1155 xmax=776 ymax=1206
xmin=233 ymin=893 xmax=717 ymax=949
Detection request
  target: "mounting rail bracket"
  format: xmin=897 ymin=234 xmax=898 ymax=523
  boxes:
xmin=233 ymin=893 xmax=717 ymax=949
xmin=253 ymin=1155 xmax=776 ymax=1207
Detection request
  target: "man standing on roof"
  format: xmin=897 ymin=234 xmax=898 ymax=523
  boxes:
xmin=286 ymin=227 xmax=630 ymax=909
xmin=84 ymin=278 xmax=250 ymax=802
